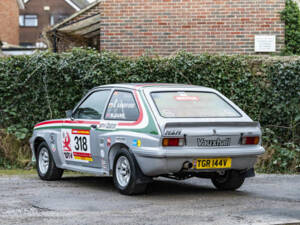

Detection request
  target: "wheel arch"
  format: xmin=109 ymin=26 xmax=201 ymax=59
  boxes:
xmin=33 ymin=136 xmax=47 ymax=159
xmin=108 ymin=143 xmax=131 ymax=173
xmin=108 ymin=142 xmax=152 ymax=186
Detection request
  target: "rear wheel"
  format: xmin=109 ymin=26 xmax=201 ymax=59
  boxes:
xmin=113 ymin=149 xmax=147 ymax=195
xmin=211 ymin=170 xmax=245 ymax=191
xmin=37 ymin=142 xmax=63 ymax=180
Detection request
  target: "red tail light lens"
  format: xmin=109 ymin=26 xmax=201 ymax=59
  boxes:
xmin=162 ymin=138 xmax=185 ymax=147
xmin=242 ymin=136 xmax=259 ymax=145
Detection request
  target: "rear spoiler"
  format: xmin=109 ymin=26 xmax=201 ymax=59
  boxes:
xmin=164 ymin=121 xmax=260 ymax=128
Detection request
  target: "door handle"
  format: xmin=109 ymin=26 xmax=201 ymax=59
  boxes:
xmin=90 ymin=124 xmax=97 ymax=129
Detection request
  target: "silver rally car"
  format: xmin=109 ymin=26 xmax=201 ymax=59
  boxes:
xmin=30 ymin=83 xmax=265 ymax=194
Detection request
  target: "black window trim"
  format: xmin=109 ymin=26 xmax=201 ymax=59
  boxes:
xmin=72 ymin=88 xmax=112 ymax=121
xmin=150 ymin=90 xmax=242 ymax=119
xmin=103 ymin=89 xmax=140 ymax=121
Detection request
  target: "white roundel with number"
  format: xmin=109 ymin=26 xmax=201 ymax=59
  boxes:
xmin=61 ymin=129 xmax=92 ymax=162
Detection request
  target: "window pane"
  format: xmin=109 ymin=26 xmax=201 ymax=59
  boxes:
xmin=51 ymin=14 xmax=69 ymax=25
xmin=73 ymin=90 xmax=111 ymax=120
xmin=105 ymin=91 xmax=139 ymax=121
xmin=24 ymin=15 xmax=38 ymax=26
xmin=50 ymin=16 xmax=54 ymax=26
xmin=151 ymin=92 xmax=241 ymax=118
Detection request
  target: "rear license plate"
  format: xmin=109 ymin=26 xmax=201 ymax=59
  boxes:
xmin=194 ymin=158 xmax=232 ymax=169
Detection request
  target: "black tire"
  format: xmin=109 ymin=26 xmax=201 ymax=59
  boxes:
xmin=113 ymin=148 xmax=147 ymax=195
xmin=211 ymin=170 xmax=245 ymax=191
xmin=36 ymin=142 xmax=64 ymax=181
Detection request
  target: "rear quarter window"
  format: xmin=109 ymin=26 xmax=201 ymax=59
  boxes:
xmin=151 ymin=91 xmax=241 ymax=118
xmin=105 ymin=91 xmax=139 ymax=121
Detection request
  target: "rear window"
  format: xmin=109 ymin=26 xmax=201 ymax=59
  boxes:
xmin=151 ymin=91 xmax=241 ymax=118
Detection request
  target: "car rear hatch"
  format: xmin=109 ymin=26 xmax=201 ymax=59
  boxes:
xmin=162 ymin=121 xmax=261 ymax=148
xmin=142 ymin=87 xmax=262 ymax=148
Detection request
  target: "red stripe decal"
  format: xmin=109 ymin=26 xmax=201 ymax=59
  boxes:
xmin=34 ymin=120 xmax=64 ymax=128
xmin=34 ymin=91 xmax=144 ymax=128
xmin=34 ymin=120 xmax=100 ymax=128
xmin=64 ymin=120 xmax=100 ymax=125
xmin=135 ymin=83 xmax=171 ymax=87
xmin=73 ymin=152 xmax=92 ymax=157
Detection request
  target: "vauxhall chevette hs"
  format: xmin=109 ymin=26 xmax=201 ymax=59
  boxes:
xmin=30 ymin=83 xmax=265 ymax=195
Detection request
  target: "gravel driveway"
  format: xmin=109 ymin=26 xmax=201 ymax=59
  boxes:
xmin=0 ymin=173 xmax=300 ymax=225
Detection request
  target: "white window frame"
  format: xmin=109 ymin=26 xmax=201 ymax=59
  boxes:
xmin=19 ymin=15 xmax=38 ymax=27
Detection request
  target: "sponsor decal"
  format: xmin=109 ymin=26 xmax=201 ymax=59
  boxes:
xmin=106 ymin=113 xmax=126 ymax=119
xmin=115 ymin=137 xmax=127 ymax=143
xmin=50 ymin=133 xmax=56 ymax=152
xmin=73 ymin=152 xmax=93 ymax=161
xmin=99 ymin=138 xmax=105 ymax=147
xmin=99 ymin=122 xmax=117 ymax=130
xmin=174 ymin=96 xmax=199 ymax=101
xmin=108 ymin=102 xmax=136 ymax=109
xmin=164 ymin=129 xmax=182 ymax=136
xmin=62 ymin=129 xmax=92 ymax=162
xmin=100 ymin=149 xmax=105 ymax=158
xmin=63 ymin=132 xmax=72 ymax=152
xmin=72 ymin=129 xmax=90 ymax=135
xmin=50 ymin=133 xmax=55 ymax=144
xmin=107 ymin=137 xmax=111 ymax=147
xmin=132 ymin=139 xmax=141 ymax=147
xmin=197 ymin=137 xmax=231 ymax=147
xmin=51 ymin=143 xmax=56 ymax=152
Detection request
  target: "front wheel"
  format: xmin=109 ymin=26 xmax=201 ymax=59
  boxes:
xmin=113 ymin=149 xmax=147 ymax=195
xmin=211 ymin=170 xmax=245 ymax=191
xmin=37 ymin=142 xmax=64 ymax=180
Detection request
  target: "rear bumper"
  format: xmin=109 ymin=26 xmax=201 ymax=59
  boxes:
xmin=133 ymin=146 xmax=264 ymax=176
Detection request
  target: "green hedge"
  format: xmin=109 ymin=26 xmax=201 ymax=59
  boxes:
xmin=0 ymin=48 xmax=299 ymax=171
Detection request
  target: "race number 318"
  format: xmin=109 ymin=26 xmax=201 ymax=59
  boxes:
xmin=74 ymin=136 xmax=88 ymax=151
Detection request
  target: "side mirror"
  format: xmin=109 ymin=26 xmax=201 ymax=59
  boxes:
xmin=65 ymin=110 xmax=73 ymax=118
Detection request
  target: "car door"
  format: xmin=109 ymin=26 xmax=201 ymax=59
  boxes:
xmin=62 ymin=89 xmax=111 ymax=168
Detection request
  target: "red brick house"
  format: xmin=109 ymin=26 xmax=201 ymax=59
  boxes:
xmin=19 ymin=0 xmax=90 ymax=47
xmin=48 ymin=0 xmax=286 ymax=56
xmin=0 ymin=0 xmax=24 ymax=46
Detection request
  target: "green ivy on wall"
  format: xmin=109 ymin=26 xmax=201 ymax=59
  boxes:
xmin=281 ymin=0 xmax=300 ymax=55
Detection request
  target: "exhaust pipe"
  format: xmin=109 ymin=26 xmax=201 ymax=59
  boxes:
xmin=183 ymin=161 xmax=193 ymax=169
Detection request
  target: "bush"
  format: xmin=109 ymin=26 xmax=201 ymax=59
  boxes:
xmin=0 ymin=129 xmax=31 ymax=168
xmin=256 ymin=128 xmax=300 ymax=173
xmin=0 ymin=48 xmax=299 ymax=172
xmin=281 ymin=0 xmax=300 ymax=55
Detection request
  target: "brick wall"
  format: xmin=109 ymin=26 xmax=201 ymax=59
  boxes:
xmin=100 ymin=0 xmax=285 ymax=56
xmin=0 ymin=0 xmax=19 ymax=45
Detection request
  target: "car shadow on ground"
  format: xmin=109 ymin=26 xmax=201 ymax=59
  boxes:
xmin=59 ymin=175 xmax=250 ymax=197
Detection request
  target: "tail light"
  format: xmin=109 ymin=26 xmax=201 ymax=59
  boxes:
xmin=241 ymin=136 xmax=259 ymax=145
xmin=162 ymin=138 xmax=185 ymax=147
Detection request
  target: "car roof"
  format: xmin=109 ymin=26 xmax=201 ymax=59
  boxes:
xmin=93 ymin=83 xmax=215 ymax=92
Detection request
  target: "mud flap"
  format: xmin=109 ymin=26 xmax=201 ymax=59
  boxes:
xmin=241 ymin=168 xmax=255 ymax=178
xmin=128 ymin=150 xmax=153 ymax=184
